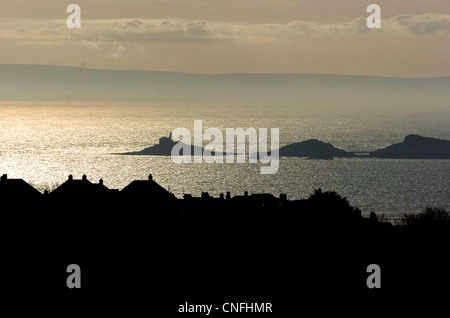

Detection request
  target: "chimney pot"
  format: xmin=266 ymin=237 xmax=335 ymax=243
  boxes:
xmin=68 ymin=175 xmax=73 ymax=181
xmin=99 ymin=179 xmax=103 ymax=185
xmin=1 ymin=174 xmax=7 ymax=181
xmin=82 ymin=175 xmax=87 ymax=181
xmin=149 ymin=174 xmax=153 ymax=181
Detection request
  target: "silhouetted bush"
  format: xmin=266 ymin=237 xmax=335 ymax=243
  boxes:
xmin=306 ymin=188 xmax=362 ymax=220
xmin=401 ymin=207 xmax=449 ymax=227
xmin=376 ymin=213 xmax=390 ymax=224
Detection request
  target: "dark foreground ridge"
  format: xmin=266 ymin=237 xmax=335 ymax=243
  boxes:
xmin=1 ymin=173 xmax=449 ymax=313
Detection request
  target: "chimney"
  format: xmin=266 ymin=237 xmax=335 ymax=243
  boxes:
xmin=244 ymin=191 xmax=248 ymax=197
xmin=226 ymin=192 xmax=231 ymax=200
xmin=220 ymin=193 xmax=224 ymax=200
xmin=148 ymin=174 xmax=153 ymax=181
xmin=82 ymin=175 xmax=87 ymax=181
xmin=99 ymin=179 xmax=103 ymax=185
xmin=1 ymin=174 xmax=7 ymax=181
xmin=68 ymin=175 xmax=73 ymax=181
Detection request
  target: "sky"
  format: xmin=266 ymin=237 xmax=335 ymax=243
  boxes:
xmin=0 ymin=0 xmax=449 ymax=77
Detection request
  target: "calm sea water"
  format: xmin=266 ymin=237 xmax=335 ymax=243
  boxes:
xmin=0 ymin=101 xmax=449 ymax=216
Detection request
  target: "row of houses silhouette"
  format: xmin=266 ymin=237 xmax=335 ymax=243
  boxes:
xmin=0 ymin=173 xmax=287 ymax=207
xmin=2 ymin=173 xmax=448 ymax=300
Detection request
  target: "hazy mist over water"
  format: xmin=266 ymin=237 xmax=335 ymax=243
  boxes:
xmin=0 ymin=101 xmax=449 ymax=216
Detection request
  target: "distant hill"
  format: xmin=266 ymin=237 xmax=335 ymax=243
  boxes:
xmin=370 ymin=135 xmax=450 ymax=159
xmin=278 ymin=139 xmax=354 ymax=158
xmin=0 ymin=65 xmax=449 ymax=109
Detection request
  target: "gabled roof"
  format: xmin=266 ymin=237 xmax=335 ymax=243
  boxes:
xmin=0 ymin=174 xmax=42 ymax=199
xmin=50 ymin=175 xmax=110 ymax=198
xmin=121 ymin=174 xmax=175 ymax=200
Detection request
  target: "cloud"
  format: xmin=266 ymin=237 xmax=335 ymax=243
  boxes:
xmin=2 ymin=13 xmax=450 ymax=50
xmin=395 ymin=13 xmax=450 ymax=35
xmin=108 ymin=42 xmax=125 ymax=58
xmin=251 ymin=17 xmax=373 ymax=37
xmin=15 ymin=28 xmax=28 ymax=34
xmin=76 ymin=19 xmax=220 ymax=43
xmin=125 ymin=20 xmax=144 ymax=29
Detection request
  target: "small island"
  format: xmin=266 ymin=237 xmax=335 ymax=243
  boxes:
xmin=120 ymin=133 xmax=230 ymax=156
xmin=370 ymin=134 xmax=450 ymax=159
xmin=278 ymin=139 xmax=355 ymax=159
xmin=120 ymin=133 xmax=205 ymax=156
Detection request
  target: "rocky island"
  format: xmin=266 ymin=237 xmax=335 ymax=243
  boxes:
xmin=370 ymin=134 xmax=450 ymax=159
xmin=120 ymin=133 xmax=230 ymax=156
xmin=278 ymin=139 xmax=355 ymax=159
xmin=120 ymin=133 xmax=204 ymax=156
xmin=120 ymin=134 xmax=450 ymax=160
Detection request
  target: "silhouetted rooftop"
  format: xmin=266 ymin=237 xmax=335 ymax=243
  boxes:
xmin=120 ymin=174 xmax=176 ymax=201
xmin=0 ymin=174 xmax=42 ymax=200
xmin=50 ymin=174 xmax=114 ymax=199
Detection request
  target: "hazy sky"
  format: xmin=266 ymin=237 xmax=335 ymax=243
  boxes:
xmin=0 ymin=0 xmax=449 ymax=76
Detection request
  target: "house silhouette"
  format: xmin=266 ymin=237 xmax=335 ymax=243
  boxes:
xmin=0 ymin=174 xmax=42 ymax=205
xmin=49 ymin=174 xmax=117 ymax=202
xmin=120 ymin=174 xmax=176 ymax=203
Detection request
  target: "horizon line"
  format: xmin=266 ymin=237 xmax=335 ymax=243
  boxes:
xmin=2 ymin=63 xmax=449 ymax=80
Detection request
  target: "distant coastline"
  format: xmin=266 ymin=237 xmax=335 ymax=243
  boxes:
xmin=1 ymin=64 xmax=449 ymax=103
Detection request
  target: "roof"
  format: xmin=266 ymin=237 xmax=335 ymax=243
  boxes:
xmin=120 ymin=174 xmax=175 ymax=201
xmin=50 ymin=175 xmax=111 ymax=198
xmin=0 ymin=174 xmax=42 ymax=199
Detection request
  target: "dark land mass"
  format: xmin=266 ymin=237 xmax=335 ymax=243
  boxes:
xmin=278 ymin=139 xmax=355 ymax=158
xmin=121 ymin=136 xmax=354 ymax=159
xmin=1 ymin=173 xmax=448 ymax=313
xmin=122 ymin=134 xmax=450 ymax=161
xmin=120 ymin=134 xmax=235 ymax=156
xmin=370 ymin=134 xmax=450 ymax=159
xmin=120 ymin=134 xmax=203 ymax=156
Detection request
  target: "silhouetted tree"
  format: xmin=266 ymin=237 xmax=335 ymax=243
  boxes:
xmin=306 ymin=188 xmax=362 ymax=220
xmin=401 ymin=207 xmax=449 ymax=227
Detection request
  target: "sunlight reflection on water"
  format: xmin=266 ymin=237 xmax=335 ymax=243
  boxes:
xmin=1 ymin=101 xmax=449 ymax=216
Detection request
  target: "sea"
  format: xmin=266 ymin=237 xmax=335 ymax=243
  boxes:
xmin=0 ymin=101 xmax=449 ymax=217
